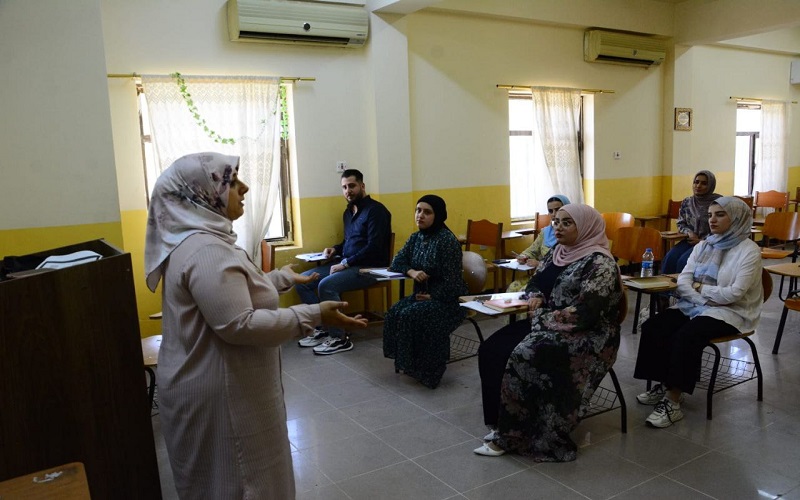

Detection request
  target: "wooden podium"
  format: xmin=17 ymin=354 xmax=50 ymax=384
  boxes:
xmin=0 ymin=240 xmax=161 ymax=499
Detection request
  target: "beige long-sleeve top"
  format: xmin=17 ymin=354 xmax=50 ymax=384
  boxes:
xmin=158 ymin=232 xmax=320 ymax=500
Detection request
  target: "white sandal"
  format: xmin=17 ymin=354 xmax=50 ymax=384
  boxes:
xmin=473 ymin=442 xmax=505 ymax=457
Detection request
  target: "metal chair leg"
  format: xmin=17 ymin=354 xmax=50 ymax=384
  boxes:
xmin=608 ymin=367 xmax=627 ymax=433
xmin=774 ymin=305 xmax=790 ymax=354
xmin=706 ymin=344 xmax=722 ymax=420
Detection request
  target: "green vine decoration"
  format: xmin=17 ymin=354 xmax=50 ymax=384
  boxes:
xmin=279 ymin=85 xmax=289 ymax=140
xmin=171 ymin=72 xmax=236 ymax=145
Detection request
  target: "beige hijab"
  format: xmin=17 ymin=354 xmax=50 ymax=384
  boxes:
xmin=144 ymin=152 xmax=240 ymax=292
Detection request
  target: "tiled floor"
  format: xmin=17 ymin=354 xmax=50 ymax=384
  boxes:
xmin=152 ymin=270 xmax=800 ymax=499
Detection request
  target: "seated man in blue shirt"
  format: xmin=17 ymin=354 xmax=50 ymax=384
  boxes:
xmin=296 ymin=169 xmax=392 ymax=355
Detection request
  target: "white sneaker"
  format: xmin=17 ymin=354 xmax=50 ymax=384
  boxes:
xmin=636 ymin=384 xmax=685 ymax=405
xmin=298 ymin=328 xmax=329 ymax=348
xmin=312 ymin=337 xmax=353 ymax=355
xmin=645 ymin=398 xmax=684 ymax=428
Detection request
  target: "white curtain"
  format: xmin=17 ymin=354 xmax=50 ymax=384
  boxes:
xmin=531 ymin=87 xmax=585 ymax=204
xmin=754 ymin=99 xmax=789 ymax=192
xmin=142 ymin=75 xmax=282 ymax=263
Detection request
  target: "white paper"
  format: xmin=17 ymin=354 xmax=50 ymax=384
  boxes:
xmin=35 ymin=250 xmax=102 ymax=270
xmin=368 ymin=268 xmax=405 ymax=279
xmin=295 ymin=252 xmax=327 ymax=262
xmin=497 ymin=261 xmax=535 ymax=271
xmin=459 ymin=301 xmax=504 ymax=315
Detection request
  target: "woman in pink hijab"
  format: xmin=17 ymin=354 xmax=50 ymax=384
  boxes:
xmin=476 ymin=204 xmax=623 ymax=461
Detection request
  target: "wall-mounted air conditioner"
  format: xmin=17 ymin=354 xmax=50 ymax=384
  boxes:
xmin=584 ymin=29 xmax=666 ymax=67
xmin=227 ymin=0 xmax=369 ymax=48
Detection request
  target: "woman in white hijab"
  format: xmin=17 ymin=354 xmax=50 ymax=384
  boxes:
xmin=145 ymin=152 xmax=367 ymax=499
xmin=633 ymin=196 xmax=762 ymax=429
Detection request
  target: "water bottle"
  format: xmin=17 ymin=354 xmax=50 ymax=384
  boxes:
xmin=640 ymin=248 xmax=655 ymax=278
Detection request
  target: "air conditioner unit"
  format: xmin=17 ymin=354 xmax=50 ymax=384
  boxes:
xmin=584 ymin=30 xmax=666 ymax=67
xmin=227 ymin=0 xmax=369 ymax=48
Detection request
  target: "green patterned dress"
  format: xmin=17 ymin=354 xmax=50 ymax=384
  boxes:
xmin=383 ymin=228 xmax=467 ymax=388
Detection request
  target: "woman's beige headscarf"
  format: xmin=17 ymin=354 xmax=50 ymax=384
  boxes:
xmin=144 ymin=152 xmax=240 ymax=292
xmin=551 ymin=204 xmax=613 ymax=266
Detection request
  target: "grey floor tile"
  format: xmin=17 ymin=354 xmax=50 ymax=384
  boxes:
xmin=610 ymin=476 xmax=714 ymax=500
xmin=666 ymin=451 xmax=799 ymax=499
xmin=592 ymin=426 xmax=711 ymax=473
xmin=284 ymin=381 xmax=337 ymax=420
xmin=374 ymin=414 xmax=475 ymax=459
xmin=297 ymin=483 xmax=353 ymax=500
xmin=287 ymin=408 xmax=367 ymax=450
xmin=463 ymin=468 xmax=586 ymax=499
xmin=309 ymin=375 xmax=394 ymax=408
xmin=394 ymin=374 xmax=483 ymax=413
xmin=413 ymin=440 xmax=528 ymax=493
xmin=337 ymin=460 xmax=458 ymax=500
xmin=284 ymin=358 xmax=364 ymax=387
xmin=292 ymin=448 xmax=334 ymax=493
xmin=716 ymin=426 xmax=800 ymax=480
xmin=534 ymin=445 xmax=656 ymax=499
xmin=304 ymin=432 xmax=407 ymax=481
xmin=434 ymin=402 xmax=490 ymax=439
xmin=341 ymin=395 xmax=430 ymax=431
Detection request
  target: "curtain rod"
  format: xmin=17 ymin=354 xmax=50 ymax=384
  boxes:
xmin=729 ymin=95 xmax=797 ymax=104
xmin=107 ymin=73 xmax=315 ymax=83
xmin=497 ymin=84 xmax=615 ymax=94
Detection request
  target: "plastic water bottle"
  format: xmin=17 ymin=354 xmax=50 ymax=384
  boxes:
xmin=640 ymin=248 xmax=655 ymax=277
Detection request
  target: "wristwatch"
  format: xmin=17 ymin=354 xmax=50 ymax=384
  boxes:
xmin=341 ymin=258 xmax=349 ymax=268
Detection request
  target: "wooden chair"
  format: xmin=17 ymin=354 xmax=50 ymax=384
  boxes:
xmin=759 ymin=212 xmax=800 ymax=296
xmin=350 ymin=232 xmax=396 ymax=317
xmin=600 ymin=212 xmax=635 ymax=249
xmin=662 ymin=199 xmax=682 ymax=231
xmin=532 ymin=211 xmax=552 ymax=238
xmin=612 ymin=226 xmax=664 ymax=334
xmin=694 ymin=267 xmax=771 ymax=419
xmin=754 ymin=190 xmax=790 ymax=214
xmin=450 ymin=251 xmax=488 ymax=363
xmin=584 ymin=284 xmax=628 ymax=433
xmin=788 ymin=186 xmax=800 ymax=212
xmin=465 ymin=219 xmax=503 ymax=291
xmin=260 ymin=240 xmax=276 ymax=272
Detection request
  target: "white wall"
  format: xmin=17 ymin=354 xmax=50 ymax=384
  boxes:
xmin=671 ymin=44 xmax=800 ymax=182
xmin=405 ymin=10 xmax=664 ymax=186
xmin=0 ymin=0 xmax=120 ymax=229
xmin=101 ymin=0 xmax=379 ymax=199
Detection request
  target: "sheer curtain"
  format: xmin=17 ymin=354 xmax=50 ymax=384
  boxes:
xmin=754 ymin=100 xmax=789 ymax=192
xmin=141 ymin=75 xmax=282 ymax=263
xmin=531 ymin=87 xmax=585 ymax=204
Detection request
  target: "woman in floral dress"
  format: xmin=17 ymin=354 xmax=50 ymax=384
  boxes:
xmin=476 ymin=204 xmax=622 ymax=461
xmin=383 ymin=195 xmax=467 ymax=388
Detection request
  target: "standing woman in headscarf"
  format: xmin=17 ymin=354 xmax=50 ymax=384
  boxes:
xmin=662 ymin=170 xmax=722 ymax=274
xmin=633 ymin=197 xmax=762 ymax=428
xmin=506 ymin=194 xmax=571 ymax=292
xmin=383 ymin=195 xmax=467 ymax=388
xmin=475 ymin=204 xmax=623 ymax=461
xmin=144 ymin=152 xmax=367 ymax=499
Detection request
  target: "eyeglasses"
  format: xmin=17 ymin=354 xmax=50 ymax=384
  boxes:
xmin=551 ymin=218 xmax=575 ymax=228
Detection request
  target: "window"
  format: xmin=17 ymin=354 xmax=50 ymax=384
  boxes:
xmin=137 ymin=76 xmax=294 ymax=260
xmin=734 ymin=99 xmax=788 ymax=196
xmin=734 ymin=105 xmax=761 ymax=196
xmin=508 ymin=90 xmax=584 ymax=221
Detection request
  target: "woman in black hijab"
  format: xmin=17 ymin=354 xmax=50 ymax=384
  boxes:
xmin=383 ymin=195 xmax=468 ymax=388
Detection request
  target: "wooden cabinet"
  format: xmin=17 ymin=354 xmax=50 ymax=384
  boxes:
xmin=0 ymin=240 xmax=161 ymax=499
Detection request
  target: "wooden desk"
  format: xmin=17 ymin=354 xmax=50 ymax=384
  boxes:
xmin=660 ymin=231 xmax=686 ymax=256
xmin=623 ymin=276 xmax=678 ymax=334
xmin=0 ymin=462 xmax=90 ymax=499
xmin=764 ymin=262 xmax=800 ymax=301
xmin=634 ymin=215 xmax=662 ymax=228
